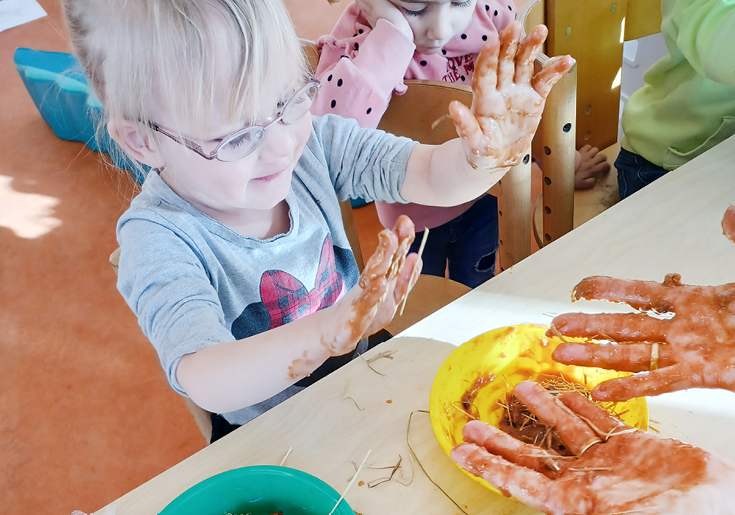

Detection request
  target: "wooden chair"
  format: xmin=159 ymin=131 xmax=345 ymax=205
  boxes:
xmin=518 ymin=0 xmax=662 ymax=246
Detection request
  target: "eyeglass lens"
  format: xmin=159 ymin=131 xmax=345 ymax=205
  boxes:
xmin=216 ymin=82 xmax=319 ymax=162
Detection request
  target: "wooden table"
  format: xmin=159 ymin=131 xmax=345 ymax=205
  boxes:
xmin=94 ymin=136 xmax=735 ymax=515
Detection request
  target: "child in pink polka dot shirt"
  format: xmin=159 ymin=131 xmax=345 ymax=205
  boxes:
xmin=313 ymin=0 xmax=607 ymax=287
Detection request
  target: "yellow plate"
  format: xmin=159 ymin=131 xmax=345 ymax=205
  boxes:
xmin=429 ymin=324 xmax=648 ymax=495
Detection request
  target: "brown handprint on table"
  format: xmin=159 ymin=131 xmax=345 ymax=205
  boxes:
xmin=452 ymin=381 xmax=735 ymax=515
xmin=448 ymin=22 xmax=574 ymax=170
xmin=549 ymin=206 xmax=735 ymax=401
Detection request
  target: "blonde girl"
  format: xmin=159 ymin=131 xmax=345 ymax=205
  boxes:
xmin=63 ymin=0 xmax=571 ymax=440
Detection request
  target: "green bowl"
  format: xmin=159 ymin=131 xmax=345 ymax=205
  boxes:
xmin=159 ymin=466 xmax=354 ymax=515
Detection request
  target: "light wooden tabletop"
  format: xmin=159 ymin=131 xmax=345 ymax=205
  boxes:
xmin=402 ymin=134 xmax=735 ymax=463
xmin=96 ymin=336 xmax=545 ymax=515
xmin=94 ymin=136 xmax=735 ymax=515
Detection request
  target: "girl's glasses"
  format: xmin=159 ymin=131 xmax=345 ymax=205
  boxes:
xmin=149 ymin=77 xmax=321 ymax=162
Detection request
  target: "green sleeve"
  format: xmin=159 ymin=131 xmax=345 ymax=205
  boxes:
xmin=669 ymin=0 xmax=735 ymax=84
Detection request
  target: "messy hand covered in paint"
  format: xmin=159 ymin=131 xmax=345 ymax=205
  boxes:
xmin=452 ymin=381 xmax=735 ymax=515
xmin=548 ymin=207 xmax=735 ymax=402
xmin=321 ymin=215 xmax=420 ymax=357
xmin=448 ymin=22 xmax=574 ymax=170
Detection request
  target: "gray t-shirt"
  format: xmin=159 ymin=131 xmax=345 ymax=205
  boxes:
xmin=116 ymin=114 xmax=416 ymax=425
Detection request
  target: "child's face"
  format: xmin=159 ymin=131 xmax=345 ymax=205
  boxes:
xmin=153 ymin=68 xmax=313 ymax=217
xmin=389 ymin=0 xmax=477 ymax=54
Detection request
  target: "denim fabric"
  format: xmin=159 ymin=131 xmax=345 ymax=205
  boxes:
xmin=615 ymin=147 xmax=669 ymax=200
xmin=408 ymin=194 xmax=499 ymax=289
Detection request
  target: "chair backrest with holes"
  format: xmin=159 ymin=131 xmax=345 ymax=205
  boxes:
xmin=517 ymin=0 xmax=661 ymax=245
xmin=523 ymin=0 xmax=662 ymax=151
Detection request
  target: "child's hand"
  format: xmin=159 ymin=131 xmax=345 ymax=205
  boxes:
xmin=574 ymin=145 xmax=611 ymax=189
xmin=452 ymin=382 xmax=735 ymax=515
xmin=549 ymin=272 xmax=735 ymax=401
xmin=322 ymin=215 xmax=421 ymax=356
xmin=547 ymin=207 xmax=735 ymax=402
xmin=356 ymin=0 xmax=414 ymax=42
xmin=449 ymin=22 xmax=574 ymax=169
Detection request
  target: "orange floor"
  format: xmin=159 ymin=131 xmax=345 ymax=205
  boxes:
xmin=0 ymin=2 xmax=536 ymax=515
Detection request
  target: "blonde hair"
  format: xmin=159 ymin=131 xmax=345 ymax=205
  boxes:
xmin=64 ymin=0 xmax=307 ymax=155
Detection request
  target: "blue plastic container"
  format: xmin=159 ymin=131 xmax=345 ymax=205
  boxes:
xmin=13 ymin=47 xmax=147 ymax=183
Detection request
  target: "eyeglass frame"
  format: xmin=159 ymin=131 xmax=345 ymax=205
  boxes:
xmin=148 ymin=76 xmax=321 ymax=162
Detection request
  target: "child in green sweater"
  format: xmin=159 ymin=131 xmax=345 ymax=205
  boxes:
xmin=616 ymin=0 xmax=735 ymax=198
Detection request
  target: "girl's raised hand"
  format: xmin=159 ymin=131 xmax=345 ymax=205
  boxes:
xmin=322 ymin=215 xmax=420 ymax=356
xmin=449 ymin=22 xmax=574 ymax=169
xmin=355 ymin=0 xmax=414 ymax=42
xmin=452 ymin=382 xmax=735 ymax=515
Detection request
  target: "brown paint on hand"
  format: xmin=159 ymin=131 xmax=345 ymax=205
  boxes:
xmin=452 ymin=382 xmax=717 ymax=513
xmin=287 ymin=350 xmax=315 ymax=380
xmin=512 ymin=382 xmax=601 ymax=457
xmin=464 ymin=417 xmax=565 ymax=479
xmin=558 ymin=391 xmax=627 ymax=440
xmin=550 ymin=270 xmax=735 ymax=398
xmin=359 ymin=230 xmax=391 ymax=289
xmin=454 ymin=430 xmax=712 ymax=513
xmin=385 ymin=216 xmax=416 ymax=280
xmin=723 ymin=205 xmax=735 ymax=243
xmin=458 ymin=21 xmax=570 ymax=171
xmin=328 ymin=217 xmax=417 ymax=358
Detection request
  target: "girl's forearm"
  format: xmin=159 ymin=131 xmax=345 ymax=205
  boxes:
xmin=400 ymin=140 xmax=509 ymax=207
xmin=176 ymin=307 xmax=334 ymax=414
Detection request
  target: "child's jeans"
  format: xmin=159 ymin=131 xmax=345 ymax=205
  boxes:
xmin=409 ymin=193 xmax=499 ymax=289
xmin=615 ymin=147 xmax=669 ymax=200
